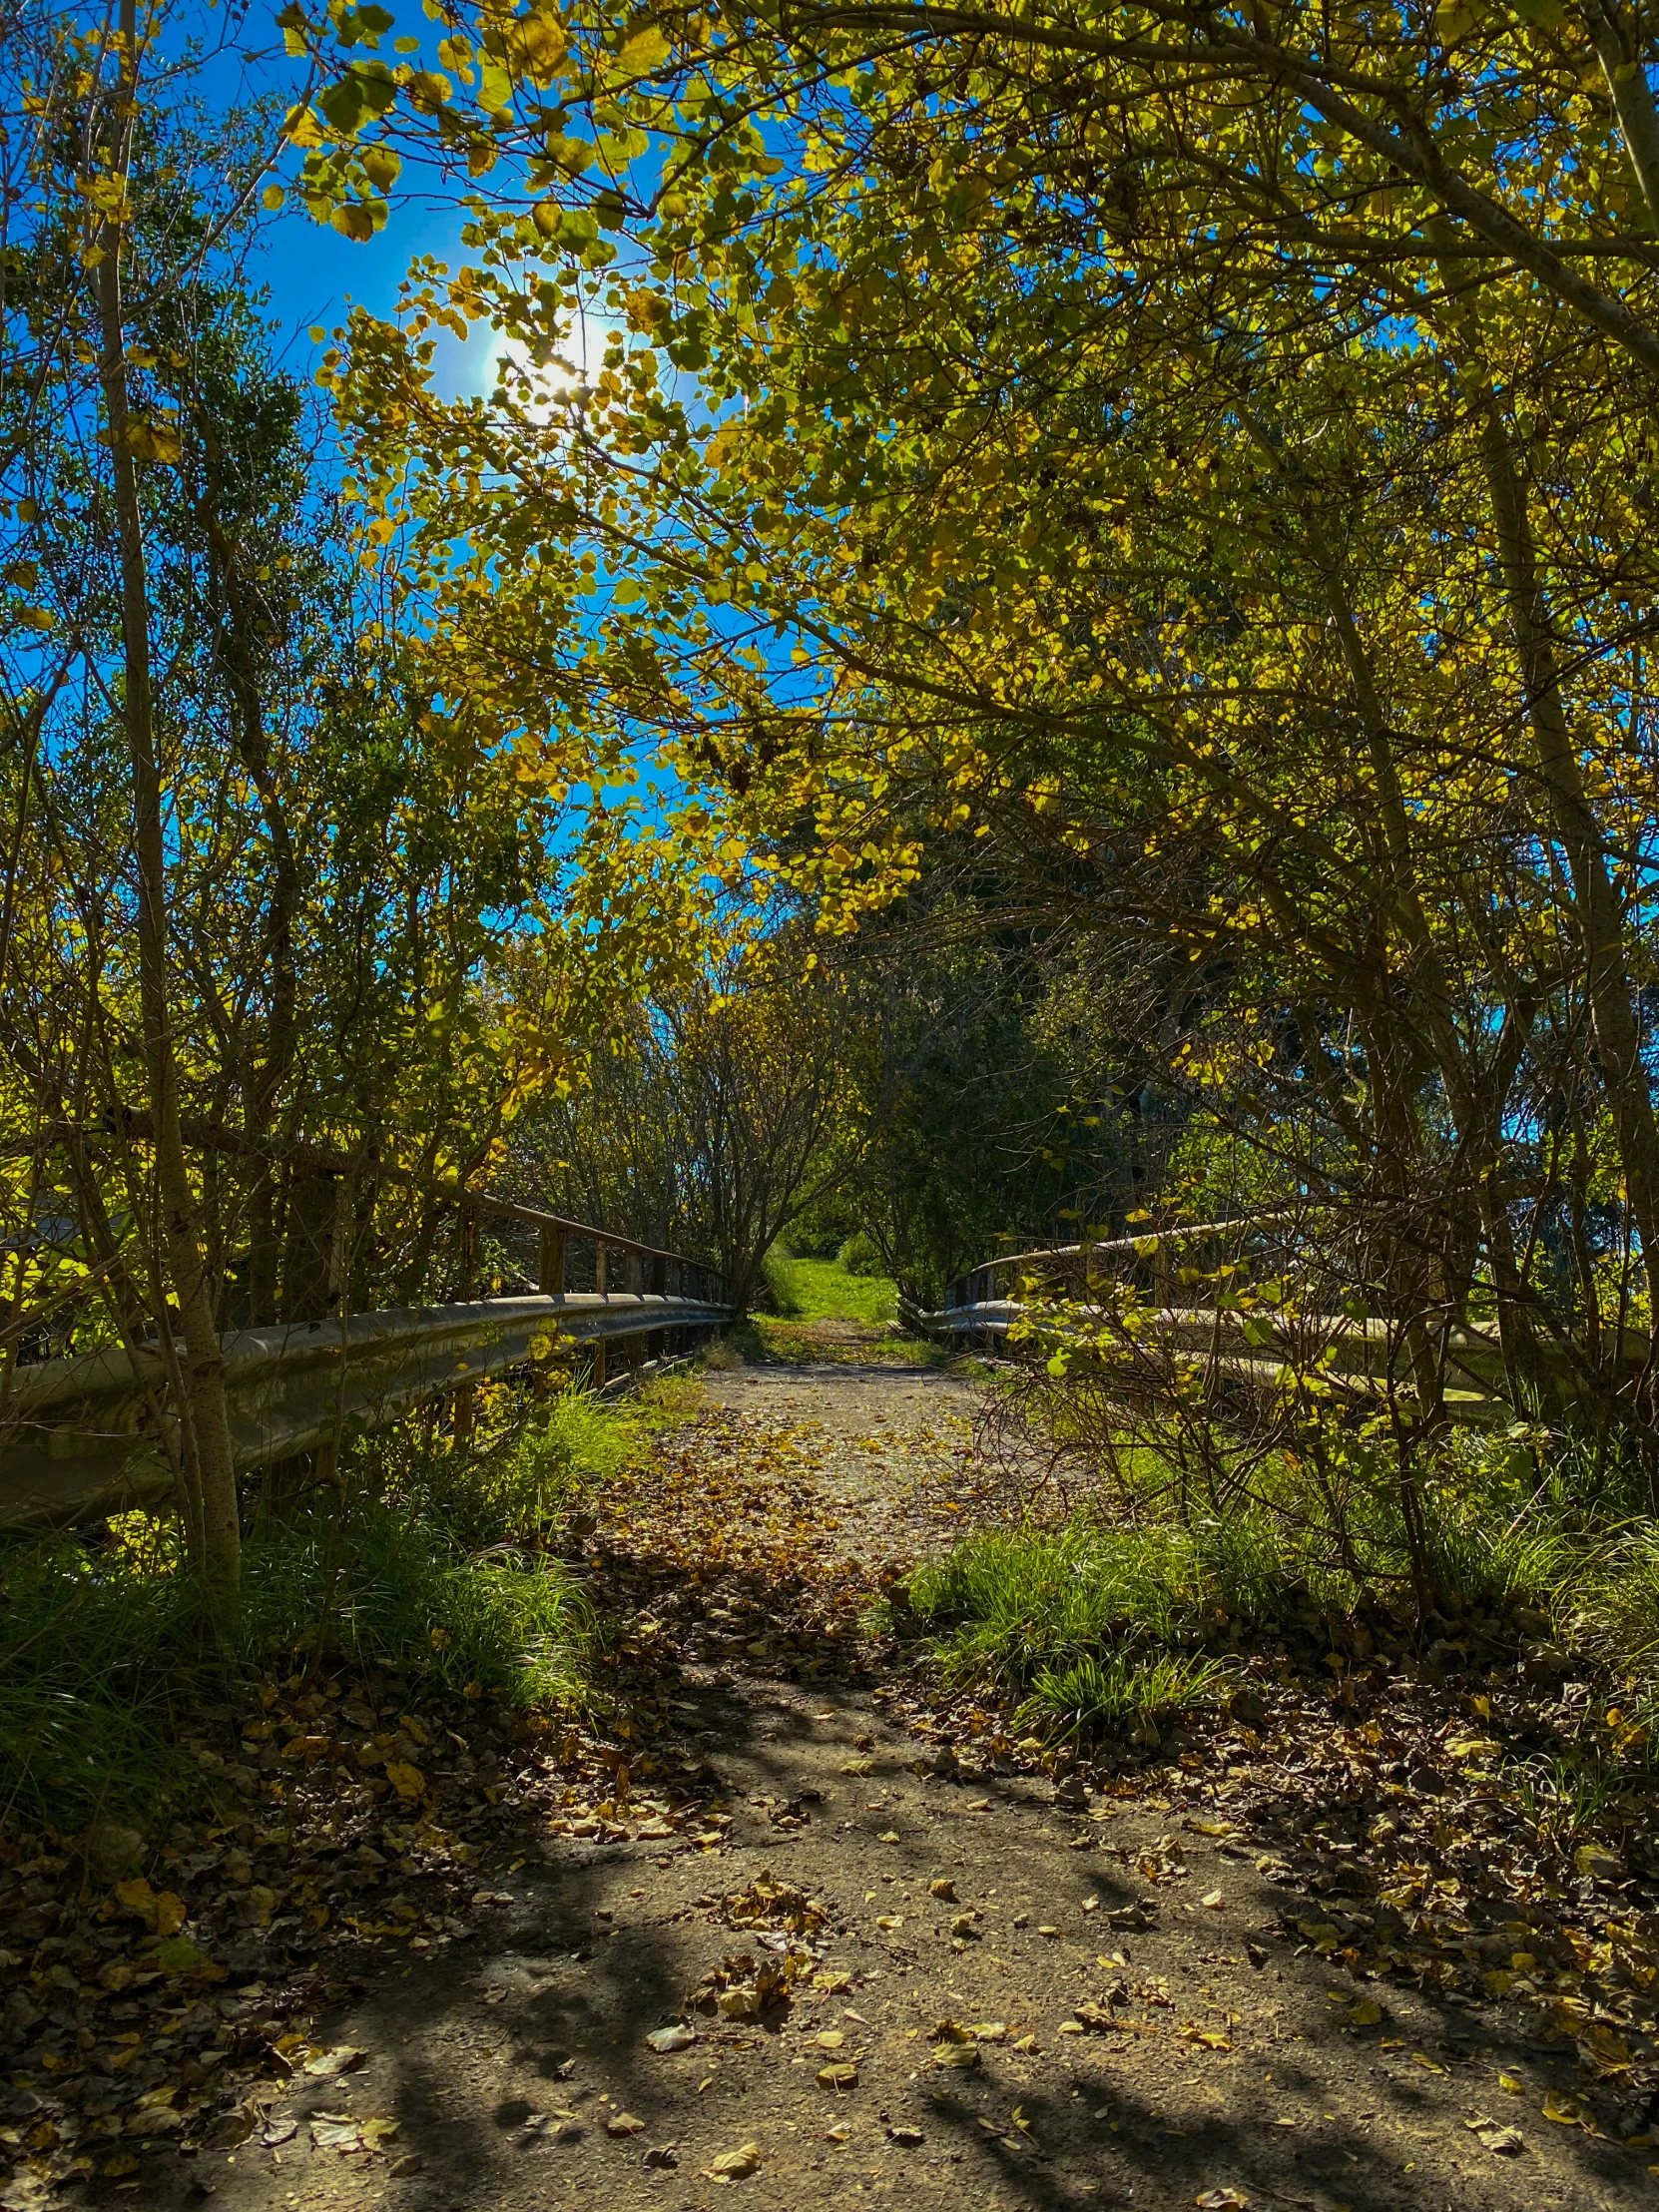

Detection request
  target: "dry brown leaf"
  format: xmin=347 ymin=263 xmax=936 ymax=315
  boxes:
xmin=1466 ymin=2117 xmax=1524 ymax=2156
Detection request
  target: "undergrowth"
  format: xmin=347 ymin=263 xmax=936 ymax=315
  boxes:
xmin=905 ymin=1418 xmax=1659 ymax=1745
xmin=0 ymin=1377 xmax=681 ymax=1835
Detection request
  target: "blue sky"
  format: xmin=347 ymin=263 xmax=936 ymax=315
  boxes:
xmin=182 ymin=7 xmax=500 ymax=397
xmin=257 ymin=194 xmax=501 ymax=397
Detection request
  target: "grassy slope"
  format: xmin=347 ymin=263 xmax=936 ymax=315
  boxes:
xmin=772 ymin=1253 xmax=898 ymax=1325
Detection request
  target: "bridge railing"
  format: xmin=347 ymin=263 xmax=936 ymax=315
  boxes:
xmin=0 ymin=1144 xmax=730 ymax=1529
xmin=911 ymin=1215 xmax=1648 ymax=1427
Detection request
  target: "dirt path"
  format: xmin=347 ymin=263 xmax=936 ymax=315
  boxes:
xmin=66 ymin=1359 xmax=1658 ymax=2212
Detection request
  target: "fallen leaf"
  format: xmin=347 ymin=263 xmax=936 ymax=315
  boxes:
xmin=817 ymin=2063 xmax=858 ymax=2089
xmin=1542 ymin=2089 xmax=1595 ymax=2129
xmin=385 ymin=1760 xmax=425 ymax=1801
xmin=816 ymin=2030 xmax=845 ymax=2049
xmin=1200 ymin=1891 xmax=1226 ymax=1910
xmin=646 ymin=2024 xmax=697 ymax=2053
xmin=1195 ymin=2191 xmax=1249 ymax=2210
xmin=1410 ymin=2052 xmax=1446 ymax=2074
xmin=1182 ymin=2024 xmax=1233 ymax=2050
xmin=310 ymin=2114 xmax=365 ymax=2152
xmin=606 ymin=2112 xmax=647 ymax=2136
xmin=304 ymin=2044 xmax=368 ymax=2078
xmin=928 ymin=1879 xmax=956 ymax=1901
xmin=709 ymin=2139 xmax=763 ymax=2177
xmin=1572 ymin=1844 xmax=1623 ymax=1883
xmin=1348 ymin=1998 xmax=1382 ymax=2028
xmin=125 ymin=2104 xmax=185 ymax=2136
xmin=1465 ymin=2117 xmax=1524 ymax=2156
xmin=1576 ymin=2022 xmax=1631 ymax=2074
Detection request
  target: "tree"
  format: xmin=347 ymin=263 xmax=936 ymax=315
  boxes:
xmin=511 ymin=927 xmax=870 ymax=1311
xmin=288 ymin=0 xmax=1659 ymax=1454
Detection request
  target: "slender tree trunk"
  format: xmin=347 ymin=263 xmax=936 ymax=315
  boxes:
xmin=1427 ymin=235 xmax=1659 ymax=1332
xmin=92 ymin=5 xmax=241 ymax=1616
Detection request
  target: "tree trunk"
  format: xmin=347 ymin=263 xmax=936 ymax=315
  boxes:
xmin=92 ymin=6 xmax=241 ymax=1618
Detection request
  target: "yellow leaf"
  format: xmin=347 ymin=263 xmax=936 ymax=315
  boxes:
xmin=1576 ymin=2022 xmax=1631 ymax=2074
xmin=1542 ymin=2089 xmax=1594 ymax=2127
xmin=385 ymin=1760 xmax=425 ymax=1801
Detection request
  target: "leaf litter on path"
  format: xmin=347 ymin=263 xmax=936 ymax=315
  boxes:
xmin=8 ymin=1350 xmax=1655 ymax=2212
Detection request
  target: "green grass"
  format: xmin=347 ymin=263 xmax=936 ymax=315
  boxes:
xmin=0 ymin=1383 xmax=653 ymax=1834
xmin=903 ymin=1406 xmax=1659 ymax=1749
xmin=906 ymin=1521 xmax=1239 ymax=1741
xmin=908 ymin=1523 xmax=1199 ymax=1683
xmin=762 ymin=1248 xmax=897 ymax=1325
xmin=1019 ymin=1650 xmax=1231 ymax=1741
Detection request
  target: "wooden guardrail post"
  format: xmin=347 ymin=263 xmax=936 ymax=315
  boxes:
xmin=262 ymin=1166 xmax=339 ymax=1525
xmin=591 ymin=1238 xmax=609 ymax=1386
xmin=453 ymin=1201 xmax=480 ymax=1444
xmin=539 ymin=1223 xmax=566 ymax=1296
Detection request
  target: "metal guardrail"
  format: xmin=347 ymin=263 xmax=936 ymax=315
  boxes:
xmin=2 ymin=1291 xmax=730 ymax=1530
xmin=909 ymin=1279 xmax=1650 ymax=1429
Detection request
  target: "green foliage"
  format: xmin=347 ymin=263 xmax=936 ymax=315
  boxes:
xmin=0 ymin=1390 xmax=652 ymax=1831
xmin=759 ymin=1245 xmax=897 ymax=1326
xmin=837 ymin=1230 xmax=885 ymax=1277
xmin=907 ymin=1523 xmax=1202 ymax=1689
xmin=1019 ymin=1651 xmax=1230 ymax=1742
xmin=761 ymin=1243 xmax=806 ymax=1315
xmin=780 ymin=1255 xmax=896 ymax=1325
xmin=420 ymin=1385 xmax=641 ymax=1547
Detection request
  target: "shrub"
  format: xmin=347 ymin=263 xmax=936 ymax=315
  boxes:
xmin=761 ymin=1244 xmax=806 ymax=1315
xmin=837 ymin=1230 xmax=885 ymax=1277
